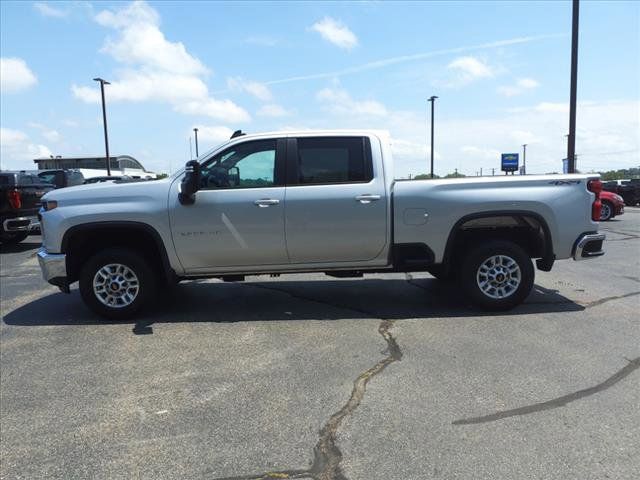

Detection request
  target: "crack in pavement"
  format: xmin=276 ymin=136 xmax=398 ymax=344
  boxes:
xmin=209 ymin=283 xmax=402 ymax=480
xmin=452 ymin=356 xmax=640 ymax=425
xmin=581 ymin=290 xmax=640 ymax=308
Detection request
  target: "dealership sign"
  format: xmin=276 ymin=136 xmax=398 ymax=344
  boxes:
xmin=501 ymin=153 xmax=519 ymax=172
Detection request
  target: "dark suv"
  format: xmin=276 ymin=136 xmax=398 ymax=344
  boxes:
xmin=0 ymin=171 xmax=55 ymax=245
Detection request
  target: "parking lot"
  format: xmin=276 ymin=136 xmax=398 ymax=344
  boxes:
xmin=1 ymin=210 xmax=638 ymax=479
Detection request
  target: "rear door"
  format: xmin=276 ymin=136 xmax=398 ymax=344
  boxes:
xmin=284 ymin=136 xmax=388 ymax=264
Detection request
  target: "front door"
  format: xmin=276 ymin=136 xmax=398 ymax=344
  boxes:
xmin=169 ymin=138 xmax=289 ymax=271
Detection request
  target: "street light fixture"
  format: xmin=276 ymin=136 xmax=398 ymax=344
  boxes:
xmin=93 ymin=77 xmax=112 ymax=176
xmin=428 ymin=95 xmax=438 ymax=179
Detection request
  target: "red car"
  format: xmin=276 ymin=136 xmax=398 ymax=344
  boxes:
xmin=600 ymin=190 xmax=625 ymax=221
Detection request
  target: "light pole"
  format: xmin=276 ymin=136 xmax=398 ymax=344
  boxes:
xmin=522 ymin=144 xmax=527 ymax=175
xmin=193 ymin=128 xmax=199 ymax=158
xmin=428 ymin=96 xmax=438 ymax=178
xmin=567 ymin=0 xmax=579 ymax=173
xmin=93 ymin=78 xmax=112 ymax=176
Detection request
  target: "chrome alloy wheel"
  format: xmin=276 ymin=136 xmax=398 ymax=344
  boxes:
xmin=476 ymin=255 xmax=521 ymax=300
xmin=93 ymin=263 xmax=140 ymax=308
xmin=600 ymin=202 xmax=612 ymax=221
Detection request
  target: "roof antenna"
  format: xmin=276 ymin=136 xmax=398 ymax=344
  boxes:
xmin=230 ymin=130 xmax=246 ymax=139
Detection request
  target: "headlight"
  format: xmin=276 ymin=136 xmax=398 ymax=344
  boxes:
xmin=42 ymin=200 xmax=58 ymax=211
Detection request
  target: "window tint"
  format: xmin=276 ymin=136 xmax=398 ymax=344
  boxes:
xmin=200 ymin=140 xmax=277 ymax=189
xmin=296 ymin=137 xmax=370 ymax=184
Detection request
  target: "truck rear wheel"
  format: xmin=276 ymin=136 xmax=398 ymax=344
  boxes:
xmin=0 ymin=231 xmax=29 ymax=245
xmin=79 ymin=248 xmax=156 ymax=320
xmin=460 ymin=240 xmax=533 ymax=311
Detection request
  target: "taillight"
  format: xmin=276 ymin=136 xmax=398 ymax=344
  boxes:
xmin=7 ymin=189 xmax=22 ymax=210
xmin=588 ymin=179 xmax=602 ymax=221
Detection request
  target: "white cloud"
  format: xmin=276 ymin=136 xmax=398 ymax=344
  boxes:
xmin=0 ymin=57 xmax=38 ymax=93
xmin=33 ymin=2 xmax=67 ymax=18
xmin=28 ymin=122 xmax=62 ymax=143
xmin=497 ymin=77 xmax=540 ymax=97
xmin=439 ymin=56 xmax=494 ymax=88
xmin=257 ymin=104 xmax=292 ymax=117
xmin=0 ymin=128 xmax=52 ymax=170
xmin=317 ymin=87 xmax=387 ymax=116
xmin=175 ymin=99 xmax=250 ymax=123
xmin=227 ymin=77 xmax=273 ymax=101
xmin=310 ymin=17 xmax=358 ymax=50
xmin=72 ymin=1 xmax=248 ymax=123
xmin=192 ymin=126 xmax=234 ymax=144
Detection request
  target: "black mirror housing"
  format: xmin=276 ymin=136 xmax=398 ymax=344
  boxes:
xmin=179 ymin=160 xmax=201 ymax=205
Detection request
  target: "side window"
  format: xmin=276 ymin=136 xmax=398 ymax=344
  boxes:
xmin=200 ymin=140 xmax=277 ymax=189
xmin=295 ymin=137 xmax=371 ymax=185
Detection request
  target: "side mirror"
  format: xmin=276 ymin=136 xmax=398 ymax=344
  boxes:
xmin=179 ymin=160 xmax=201 ymax=205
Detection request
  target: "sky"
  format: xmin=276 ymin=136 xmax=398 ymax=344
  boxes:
xmin=1 ymin=0 xmax=638 ymax=177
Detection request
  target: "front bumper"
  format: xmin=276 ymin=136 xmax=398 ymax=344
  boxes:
xmin=2 ymin=216 xmax=39 ymax=232
xmin=37 ymin=247 xmax=69 ymax=292
xmin=573 ymin=233 xmax=606 ymax=261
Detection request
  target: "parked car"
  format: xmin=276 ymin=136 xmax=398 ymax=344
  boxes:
xmin=599 ymin=190 xmax=625 ymax=221
xmin=602 ymin=179 xmax=640 ymax=206
xmin=37 ymin=130 xmax=606 ymax=319
xmin=0 ymin=171 xmax=55 ymax=245
xmin=37 ymin=169 xmax=85 ymax=189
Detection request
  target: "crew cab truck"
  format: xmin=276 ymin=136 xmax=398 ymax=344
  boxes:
xmin=1 ymin=171 xmax=54 ymax=245
xmin=37 ymin=130 xmax=606 ymax=319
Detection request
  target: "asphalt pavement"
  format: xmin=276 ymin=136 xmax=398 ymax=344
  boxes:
xmin=1 ymin=210 xmax=639 ymax=479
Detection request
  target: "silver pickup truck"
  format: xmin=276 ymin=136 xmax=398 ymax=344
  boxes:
xmin=37 ymin=130 xmax=606 ymax=319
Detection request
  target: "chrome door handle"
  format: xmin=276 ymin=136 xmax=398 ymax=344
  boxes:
xmin=254 ymin=198 xmax=280 ymax=207
xmin=355 ymin=194 xmax=381 ymax=204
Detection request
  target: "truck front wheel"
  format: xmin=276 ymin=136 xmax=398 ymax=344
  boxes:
xmin=79 ymin=248 xmax=156 ymax=320
xmin=460 ymin=240 xmax=534 ymax=311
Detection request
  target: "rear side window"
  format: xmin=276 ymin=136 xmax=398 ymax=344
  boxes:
xmin=0 ymin=175 xmax=11 ymax=186
xmin=295 ymin=137 xmax=372 ymax=185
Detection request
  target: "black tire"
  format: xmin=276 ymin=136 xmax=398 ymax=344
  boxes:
xmin=460 ymin=240 xmax=534 ymax=311
xmin=600 ymin=201 xmax=613 ymax=221
xmin=0 ymin=231 xmax=30 ymax=245
xmin=79 ymin=248 xmax=156 ymax=320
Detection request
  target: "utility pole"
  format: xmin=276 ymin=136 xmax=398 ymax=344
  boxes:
xmin=567 ymin=0 xmax=579 ymax=173
xmin=428 ymin=96 xmax=438 ymax=178
xmin=93 ymin=78 xmax=112 ymax=176
xmin=193 ymin=128 xmax=199 ymax=158
xmin=480 ymin=167 xmax=483 ymax=176
xmin=522 ymin=144 xmax=527 ymax=175
xmin=492 ymin=168 xmax=495 ymax=176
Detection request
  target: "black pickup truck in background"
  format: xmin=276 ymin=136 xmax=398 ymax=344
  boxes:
xmin=36 ymin=169 xmax=85 ymax=189
xmin=602 ymin=179 xmax=640 ymax=206
xmin=0 ymin=171 xmax=55 ymax=245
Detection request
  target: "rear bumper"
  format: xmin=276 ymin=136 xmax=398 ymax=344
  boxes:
xmin=573 ymin=233 xmax=606 ymax=261
xmin=37 ymin=247 xmax=69 ymax=292
xmin=2 ymin=216 xmax=39 ymax=232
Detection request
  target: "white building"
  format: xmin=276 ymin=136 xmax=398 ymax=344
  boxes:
xmin=33 ymin=155 xmax=157 ymax=179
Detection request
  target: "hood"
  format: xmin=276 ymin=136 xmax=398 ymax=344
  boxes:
xmin=42 ymin=178 xmax=172 ymax=204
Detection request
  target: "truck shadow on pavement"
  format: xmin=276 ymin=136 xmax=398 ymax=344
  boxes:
xmin=3 ymin=277 xmax=584 ymax=333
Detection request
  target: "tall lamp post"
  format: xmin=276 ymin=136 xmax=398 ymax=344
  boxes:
xmin=93 ymin=78 xmax=112 ymax=176
xmin=193 ymin=128 xmax=199 ymax=158
xmin=522 ymin=144 xmax=527 ymax=175
xmin=567 ymin=0 xmax=579 ymax=173
xmin=428 ymin=95 xmax=438 ymax=178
